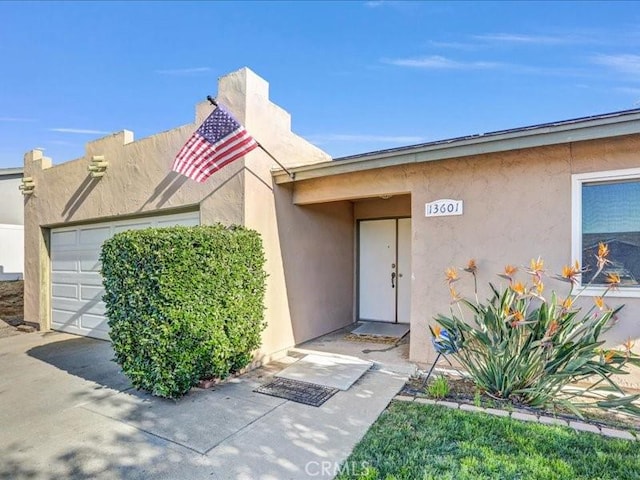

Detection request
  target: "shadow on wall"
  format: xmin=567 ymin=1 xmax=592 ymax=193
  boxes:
xmin=62 ymin=175 xmax=101 ymax=221
xmin=138 ymin=172 xmax=190 ymax=211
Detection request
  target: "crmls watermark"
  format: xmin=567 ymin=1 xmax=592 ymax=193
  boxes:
xmin=304 ymin=460 xmax=370 ymax=477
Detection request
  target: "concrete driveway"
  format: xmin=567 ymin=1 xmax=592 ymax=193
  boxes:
xmin=0 ymin=332 xmax=408 ymax=480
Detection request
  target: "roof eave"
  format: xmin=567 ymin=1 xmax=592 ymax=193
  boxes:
xmin=272 ymin=111 xmax=640 ymax=184
xmin=0 ymin=167 xmax=24 ymax=177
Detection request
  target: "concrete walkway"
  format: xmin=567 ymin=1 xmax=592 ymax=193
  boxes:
xmin=0 ymin=332 xmax=408 ymax=480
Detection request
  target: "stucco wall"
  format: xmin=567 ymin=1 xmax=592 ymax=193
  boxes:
xmin=274 ymin=188 xmax=355 ymax=343
xmin=291 ymin=134 xmax=640 ymax=386
xmin=0 ymin=173 xmax=23 ymax=225
xmin=354 ymin=195 xmax=411 ymax=220
xmin=23 ymin=120 xmax=246 ymax=332
xmin=230 ymin=71 xmax=350 ymax=354
xmin=23 ymin=67 xmax=336 ymax=363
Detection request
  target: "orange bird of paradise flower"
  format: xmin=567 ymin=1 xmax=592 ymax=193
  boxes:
xmin=594 ymin=296 xmax=605 ymax=310
xmin=546 ymin=320 xmax=559 ymax=337
xmin=603 ymin=350 xmax=615 ymax=364
xmin=623 ymin=338 xmax=635 ymax=353
xmin=559 ymin=261 xmax=582 ymax=284
xmin=528 ymin=257 xmax=544 ymax=276
xmin=498 ymin=264 xmax=518 ymax=283
xmin=596 ymin=243 xmax=611 ymax=271
xmin=511 ymin=281 xmax=526 ymax=295
xmin=606 ymin=272 xmax=621 ymax=287
xmin=445 ymin=267 xmax=459 ymax=284
xmin=464 ymin=259 xmax=477 ymax=274
xmin=432 ymin=324 xmax=442 ymax=338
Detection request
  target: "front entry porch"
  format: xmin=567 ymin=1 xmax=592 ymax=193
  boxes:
xmin=292 ymin=322 xmax=416 ymax=376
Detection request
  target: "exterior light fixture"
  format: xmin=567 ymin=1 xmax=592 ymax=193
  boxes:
xmin=19 ymin=177 xmax=35 ymax=195
xmin=88 ymin=155 xmax=108 ymax=178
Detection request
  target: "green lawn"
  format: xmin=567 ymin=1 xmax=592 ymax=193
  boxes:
xmin=336 ymin=401 xmax=640 ymax=480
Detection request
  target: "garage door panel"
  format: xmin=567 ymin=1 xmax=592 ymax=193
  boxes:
xmin=51 ymin=230 xmax=77 ymax=247
xmin=52 ymin=283 xmax=78 ymax=299
xmin=52 ymin=297 xmax=85 ymax=313
xmin=52 ymin=271 xmax=101 ymax=285
xmin=51 ymin=259 xmax=77 ymax=272
xmin=113 ymin=222 xmax=153 ymax=234
xmin=52 ymin=272 xmax=80 ymax=284
xmin=80 ymin=289 xmax=106 ymax=315
xmin=80 ymin=285 xmax=105 ymax=301
xmin=77 ymin=272 xmax=103 ymax=285
xmin=54 ymin=287 xmax=104 ymax=315
xmin=79 ymin=227 xmax=110 ymax=246
xmin=80 ymin=256 xmax=101 ymax=272
xmin=80 ymin=313 xmax=109 ymax=331
xmin=51 ymin=211 xmax=199 ymax=340
xmin=157 ymin=217 xmax=199 ymax=227
xmin=52 ymin=309 xmax=78 ymax=328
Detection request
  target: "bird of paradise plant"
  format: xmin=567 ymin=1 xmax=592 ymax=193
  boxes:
xmin=432 ymin=243 xmax=640 ymax=418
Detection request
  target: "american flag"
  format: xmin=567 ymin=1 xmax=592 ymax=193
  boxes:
xmin=171 ymin=104 xmax=258 ymax=182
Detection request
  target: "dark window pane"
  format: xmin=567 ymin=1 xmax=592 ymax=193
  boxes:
xmin=582 ymin=180 xmax=640 ymax=286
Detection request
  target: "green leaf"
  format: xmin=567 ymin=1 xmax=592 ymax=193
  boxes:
xmin=101 ymin=224 xmax=268 ymax=398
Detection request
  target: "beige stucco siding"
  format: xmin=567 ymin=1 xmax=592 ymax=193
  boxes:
xmin=274 ymin=188 xmax=355 ymax=344
xmin=23 ymin=68 xmax=340 ymax=363
xmin=23 ymin=66 xmax=640 ymax=388
xmin=238 ymin=72 xmax=352 ymax=355
xmin=291 ymin=134 xmax=640 ymax=387
xmin=354 ymin=195 xmax=411 ymax=220
xmin=23 ymin=124 xmax=246 ymax=333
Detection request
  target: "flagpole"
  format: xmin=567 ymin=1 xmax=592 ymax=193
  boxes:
xmin=207 ymin=96 xmax=295 ymax=181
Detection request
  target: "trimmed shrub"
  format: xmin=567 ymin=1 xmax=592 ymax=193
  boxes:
xmin=100 ymin=224 xmax=267 ymax=398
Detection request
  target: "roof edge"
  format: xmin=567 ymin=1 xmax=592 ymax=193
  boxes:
xmin=0 ymin=167 xmax=24 ymax=176
xmin=273 ymin=108 xmax=640 ymax=184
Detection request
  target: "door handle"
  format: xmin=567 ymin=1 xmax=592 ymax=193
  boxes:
xmin=391 ymin=271 xmax=396 ymax=288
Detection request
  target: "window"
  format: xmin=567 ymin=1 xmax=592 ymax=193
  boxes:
xmin=572 ymin=168 xmax=640 ymax=295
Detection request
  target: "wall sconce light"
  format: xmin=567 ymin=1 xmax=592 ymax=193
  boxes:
xmin=88 ymin=155 xmax=108 ymax=178
xmin=19 ymin=177 xmax=35 ymax=195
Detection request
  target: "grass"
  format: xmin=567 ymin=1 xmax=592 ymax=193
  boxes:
xmin=336 ymin=401 xmax=640 ymax=480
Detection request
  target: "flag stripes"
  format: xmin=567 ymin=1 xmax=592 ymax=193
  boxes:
xmin=171 ymin=105 xmax=258 ymax=182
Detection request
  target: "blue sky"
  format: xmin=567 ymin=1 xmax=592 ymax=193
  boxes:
xmin=1 ymin=1 xmax=640 ymax=169
xmin=583 ymin=181 xmax=640 ymax=234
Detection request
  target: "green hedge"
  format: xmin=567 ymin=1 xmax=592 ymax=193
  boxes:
xmin=100 ymin=224 xmax=267 ymax=398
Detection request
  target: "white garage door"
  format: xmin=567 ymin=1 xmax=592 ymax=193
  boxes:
xmin=51 ymin=211 xmax=200 ymax=340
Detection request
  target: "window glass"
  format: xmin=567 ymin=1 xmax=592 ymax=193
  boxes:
xmin=582 ymin=179 xmax=640 ymax=286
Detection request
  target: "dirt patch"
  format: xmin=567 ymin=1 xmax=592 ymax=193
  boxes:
xmin=0 ymin=280 xmax=25 ymax=338
xmin=0 ymin=280 xmax=23 ymax=317
xmin=402 ymin=373 xmax=640 ymax=433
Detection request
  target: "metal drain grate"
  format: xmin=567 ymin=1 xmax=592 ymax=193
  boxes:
xmin=255 ymin=378 xmax=339 ymax=407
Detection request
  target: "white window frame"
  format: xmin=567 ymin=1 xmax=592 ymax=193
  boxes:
xmin=572 ymin=167 xmax=640 ymax=298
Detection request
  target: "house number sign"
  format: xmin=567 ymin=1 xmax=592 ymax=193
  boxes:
xmin=425 ymin=199 xmax=463 ymax=217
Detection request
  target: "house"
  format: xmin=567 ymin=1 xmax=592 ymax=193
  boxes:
xmin=22 ymin=68 xmax=640 ymax=386
xmin=0 ymin=167 xmax=24 ymax=281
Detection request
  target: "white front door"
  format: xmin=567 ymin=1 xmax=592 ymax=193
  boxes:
xmin=396 ymin=218 xmax=412 ymax=324
xmin=358 ymin=218 xmax=411 ymax=324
